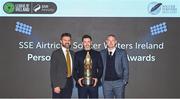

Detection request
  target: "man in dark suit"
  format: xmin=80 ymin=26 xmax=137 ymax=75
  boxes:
xmin=50 ymin=33 xmax=74 ymax=98
xmin=73 ymin=35 xmax=103 ymax=98
xmin=100 ymin=34 xmax=129 ymax=98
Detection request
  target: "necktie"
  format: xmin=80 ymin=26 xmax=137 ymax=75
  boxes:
xmin=66 ymin=49 xmax=71 ymax=77
xmin=109 ymin=51 xmax=112 ymax=56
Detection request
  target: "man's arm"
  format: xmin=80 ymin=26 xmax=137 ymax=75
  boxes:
xmin=50 ymin=51 xmax=60 ymax=88
xmin=73 ymin=53 xmax=79 ymax=82
xmin=73 ymin=53 xmax=84 ymax=87
xmin=97 ymin=52 xmax=104 ymax=80
xmin=122 ymin=50 xmax=129 ymax=85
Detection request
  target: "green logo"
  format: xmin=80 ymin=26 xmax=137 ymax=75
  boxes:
xmin=3 ymin=2 xmax=15 ymax=14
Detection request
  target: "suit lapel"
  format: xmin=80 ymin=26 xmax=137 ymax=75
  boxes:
xmin=70 ymin=50 xmax=74 ymax=60
xmin=58 ymin=48 xmax=67 ymax=67
xmin=59 ymin=48 xmax=65 ymax=59
xmin=102 ymin=49 xmax=107 ymax=80
xmin=115 ymin=49 xmax=119 ymax=71
xmin=115 ymin=49 xmax=122 ymax=71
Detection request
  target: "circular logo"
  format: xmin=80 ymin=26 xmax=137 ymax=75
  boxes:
xmin=3 ymin=2 xmax=15 ymax=14
xmin=148 ymin=2 xmax=162 ymax=15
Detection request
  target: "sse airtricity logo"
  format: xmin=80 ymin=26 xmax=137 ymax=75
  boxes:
xmin=148 ymin=2 xmax=162 ymax=15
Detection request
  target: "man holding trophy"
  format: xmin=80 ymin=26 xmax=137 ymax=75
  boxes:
xmin=73 ymin=34 xmax=103 ymax=98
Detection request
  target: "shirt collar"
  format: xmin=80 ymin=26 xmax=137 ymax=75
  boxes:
xmin=107 ymin=47 xmax=116 ymax=55
xmin=61 ymin=45 xmax=68 ymax=52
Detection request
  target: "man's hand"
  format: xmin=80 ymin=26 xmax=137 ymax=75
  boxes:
xmin=78 ymin=78 xmax=84 ymax=87
xmin=123 ymin=81 xmax=128 ymax=86
xmin=92 ymin=78 xmax=98 ymax=87
xmin=54 ymin=87 xmax=61 ymax=94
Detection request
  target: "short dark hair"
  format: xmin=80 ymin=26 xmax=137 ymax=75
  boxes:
xmin=106 ymin=34 xmax=117 ymax=40
xmin=60 ymin=33 xmax=71 ymax=40
xmin=82 ymin=34 xmax=92 ymax=41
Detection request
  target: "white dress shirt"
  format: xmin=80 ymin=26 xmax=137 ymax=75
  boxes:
xmin=108 ymin=47 xmax=116 ymax=56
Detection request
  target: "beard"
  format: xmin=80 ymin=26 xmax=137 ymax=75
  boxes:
xmin=62 ymin=43 xmax=71 ymax=49
xmin=84 ymin=45 xmax=91 ymax=50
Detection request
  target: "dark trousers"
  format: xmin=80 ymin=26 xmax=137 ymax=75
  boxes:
xmin=52 ymin=77 xmax=73 ymax=98
xmin=78 ymin=86 xmax=98 ymax=98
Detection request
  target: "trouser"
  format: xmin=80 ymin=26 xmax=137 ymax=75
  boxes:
xmin=78 ymin=86 xmax=98 ymax=98
xmin=103 ymin=79 xmax=125 ymax=98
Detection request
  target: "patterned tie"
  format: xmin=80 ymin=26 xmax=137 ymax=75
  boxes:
xmin=66 ymin=49 xmax=71 ymax=77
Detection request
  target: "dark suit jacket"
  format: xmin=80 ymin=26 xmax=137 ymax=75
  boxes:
xmin=73 ymin=49 xmax=103 ymax=87
xmin=100 ymin=48 xmax=129 ymax=84
xmin=50 ymin=48 xmax=74 ymax=88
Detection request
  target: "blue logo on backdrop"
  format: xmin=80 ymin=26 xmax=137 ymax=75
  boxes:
xmin=15 ymin=21 xmax=32 ymax=35
xmin=150 ymin=22 xmax=167 ymax=36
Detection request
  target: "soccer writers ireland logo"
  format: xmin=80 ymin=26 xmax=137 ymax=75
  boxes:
xmin=148 ymin=2 xmax=162 ymax=15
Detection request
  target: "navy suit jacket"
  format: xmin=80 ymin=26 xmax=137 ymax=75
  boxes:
xmin=100 ymin=48 xmax=129 ymax=84
xmin=73 ymin=49 xmax=103 ymax=87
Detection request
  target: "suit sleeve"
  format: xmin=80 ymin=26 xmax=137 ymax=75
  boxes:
xmin=96 ymin=52 xmax=103 ymax=80
xmin=50 ymin=51 xmax=60 ymax=88
xmin=122 ymin=50 xmax=129 ymax=83
xmin=73 ymin=53 xmax=79 ymax=81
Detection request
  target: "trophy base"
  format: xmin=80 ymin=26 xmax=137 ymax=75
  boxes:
xmin=82 ymin=78 xmax=94 ymax=86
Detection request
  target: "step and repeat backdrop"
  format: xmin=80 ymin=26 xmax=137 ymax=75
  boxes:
xmin=0 ymin=0 xmax=180 ymax=98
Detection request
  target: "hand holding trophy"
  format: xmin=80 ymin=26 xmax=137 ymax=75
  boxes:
xmin=82 ymin=51 xmax=94 ymax=86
